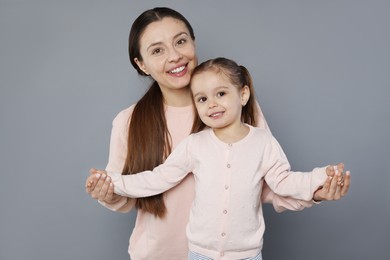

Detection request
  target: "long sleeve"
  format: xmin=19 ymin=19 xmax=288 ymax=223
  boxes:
xmin=109 ymin=136 xmax=193 ymax=198
xmin=255 ymin=101 xmax=316 ymax=211
xmin=261 ymin=181 xmax=315 ymax=212
xmin=262 ymin=135 xmax=327 ymax=201
xmin=98 ymin=107 xmax=136 ymax=212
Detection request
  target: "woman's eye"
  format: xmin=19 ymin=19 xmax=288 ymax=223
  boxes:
xmin=176 ymin=38 xmax=187 ymax=46
xmin=152 ymin=48 xmax=163 ymax=55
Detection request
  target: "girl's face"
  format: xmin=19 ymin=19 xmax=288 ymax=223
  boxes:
xmin=191 ymin=70 xmax=250 ymax=132
xmin=134 ymin=17 xmax=197 ymax=99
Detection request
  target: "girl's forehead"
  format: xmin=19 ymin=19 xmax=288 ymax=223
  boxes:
xmin=192 ymin=70 xmax=229 ymax=84
xmin=191 ymin=70 xmax=234 ymax=91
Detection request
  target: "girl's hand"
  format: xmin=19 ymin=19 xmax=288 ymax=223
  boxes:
xmin=325 ymin=163 xmax=345 ymax=184
xmin=313 ymin=165 xmax=351 ymax=201
xmin=85 ymin=168 xmax=121 ymax=204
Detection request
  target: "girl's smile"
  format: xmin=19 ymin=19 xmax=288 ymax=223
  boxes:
xmin=191 ymin=70 xmax=250 ymax=141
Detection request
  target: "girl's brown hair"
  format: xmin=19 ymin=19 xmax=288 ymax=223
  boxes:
xmin=191 ymin=57 xmax=258 ymax=133
xmin=124 ymin=7 xmax=195 ymax=218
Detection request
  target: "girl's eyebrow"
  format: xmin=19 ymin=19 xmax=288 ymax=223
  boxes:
xmin=192 ymin=92 xmax=204 ymax=99
xmin=192 ymin=86 xmax=229 ymax=98
xmin=146 ymin=32 xmax=189 ymax=52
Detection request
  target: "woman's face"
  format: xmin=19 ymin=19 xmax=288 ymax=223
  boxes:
xmin=135 ymin=17 xmax=197 ymax=95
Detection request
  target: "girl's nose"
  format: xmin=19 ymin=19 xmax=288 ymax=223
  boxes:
xmin=208 ymin=99 xmax=218 ymax=108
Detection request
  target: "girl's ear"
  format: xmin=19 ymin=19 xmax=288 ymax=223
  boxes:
xmin=134 ymin=57 xmax=149 ymax=75
xmin=240 ymin=85 xmax=250 ymax=106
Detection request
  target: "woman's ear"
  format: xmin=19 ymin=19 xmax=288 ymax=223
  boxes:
xmin=134 ymin=57 xmax=149 ymax=75
xmin=241 ymin=85 xmax=250 ymax=106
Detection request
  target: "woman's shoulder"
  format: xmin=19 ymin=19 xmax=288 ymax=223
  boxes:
xmin=112 ymin=104 xmax=137 ymax=126
xmin=248 ymin=125 xmax=274 ymax=142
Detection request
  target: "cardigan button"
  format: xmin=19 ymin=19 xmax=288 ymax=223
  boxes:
xmin=227 ymin=164 xmax=231 ymax=168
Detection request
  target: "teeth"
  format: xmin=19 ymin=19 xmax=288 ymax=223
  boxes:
xmin=210 ymin=112 xmax=223 ymax=117
xmin=170 ymin=66 xmax=185 ymax=74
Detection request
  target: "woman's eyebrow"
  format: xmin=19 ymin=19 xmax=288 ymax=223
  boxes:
xmin=146 ymin=32 xmax=189 ymax=52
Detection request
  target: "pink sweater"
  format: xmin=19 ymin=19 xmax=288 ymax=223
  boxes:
xmin=109 ymin=125 xmax=327 ymax=259
xmin=100 ymin=104 xmax=319 ymax=260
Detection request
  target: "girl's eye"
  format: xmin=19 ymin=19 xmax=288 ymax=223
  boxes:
xmin=198 ymin=97 xmax=207 ymax=103
xmin=217 ymin=92 xmax=226 ymax=97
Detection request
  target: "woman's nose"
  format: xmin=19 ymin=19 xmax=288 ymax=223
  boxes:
xmin=168 ymin=47 xmax=182 ymax=62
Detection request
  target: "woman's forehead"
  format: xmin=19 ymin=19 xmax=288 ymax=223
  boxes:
xmin=140 ymin=17 xmax=189 ymax=45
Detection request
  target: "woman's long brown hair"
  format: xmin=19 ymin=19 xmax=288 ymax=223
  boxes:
xmin=123 ymin=7 xmax=195 ymax=218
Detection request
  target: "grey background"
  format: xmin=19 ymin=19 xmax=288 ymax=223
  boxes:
xmin=1 ymin=0 xmax=389 ymax=259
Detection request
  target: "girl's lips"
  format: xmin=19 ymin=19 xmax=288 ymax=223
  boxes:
xmin=209 ymin=112 xmax=224 ymax=118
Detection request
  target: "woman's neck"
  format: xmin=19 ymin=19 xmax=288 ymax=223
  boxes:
xmin=162 ymin=86 xmax=193 ymax=107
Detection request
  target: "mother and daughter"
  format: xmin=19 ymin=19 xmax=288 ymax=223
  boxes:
xmin=85 ymin=7 xmax=351 ymax=260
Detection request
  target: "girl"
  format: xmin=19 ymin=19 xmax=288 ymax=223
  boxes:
xmin=86 ymin=8 xmax=350 ymax=260
xmin=104 ymin=57 xmax=350 ymax=260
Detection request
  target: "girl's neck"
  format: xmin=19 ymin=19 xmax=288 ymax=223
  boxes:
xmin=213 ymin=123 xmax=250 ymax=144
xmin=162 ymin=86 xmax=193 ymax=107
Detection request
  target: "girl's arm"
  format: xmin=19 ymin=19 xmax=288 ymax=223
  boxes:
xmin=261 ymin=182 xmax=315 ymax=212
xmin=262 ymin=168 xmax=351 ymax=212
xmin=109 ymin=136 xmax=193 ymax=198
xmin=262 ymin=135 xmax=330 ymax=201
xmin=255 ymin=101 xmax=317 ymax=210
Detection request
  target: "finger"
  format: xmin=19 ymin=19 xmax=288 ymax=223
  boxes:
xmin=85 ymin=179 xmax=93 ymax=192
xmin=337 ymin=173 xmax=344 ymax=186
xmin=313 ymin=176 xmax=332 ymax=201
xmin=333 ymin=181 xmax=342 ymax=200
xmin=326 ymin=165 xmax=335 ymax=177
xmin=105 ymin=182 xmax=115 ymax=202
xmin=340 ymin=171 xmax=351 ymax=197
xmin=89 ymin=168 xmax=97 ymax=174
xmin=91 ymin=174 xmax=105 ymax=199
xmin=322 ymin=176 xmax=332 ymax=193
xmin=98 ymin=175 xmax=111 ymax=201
xmin=337 ymin=163 xmax=344 ymax=176
xmin=85 ymin=174 xmax=97 ymax=193
xmin=328 ymin=174 xmax=339 ymax=199
xmin=333 ymin=165 xmax=339 ymax=175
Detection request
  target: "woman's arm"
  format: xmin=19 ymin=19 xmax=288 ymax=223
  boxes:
xmin=85 ymin=107 xmax=136 ymax=212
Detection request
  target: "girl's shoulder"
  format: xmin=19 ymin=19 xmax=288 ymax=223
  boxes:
xmin=184 ymin=128 xmax=213 ymax=144
xmin=247 ymin=125 xmax=275 ymax=144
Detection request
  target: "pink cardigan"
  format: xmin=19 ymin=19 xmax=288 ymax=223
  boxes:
xmin=100 ymin=104 xmax=319 ymax=260
xmin=109 ymin=124 xmax=327 ymax=259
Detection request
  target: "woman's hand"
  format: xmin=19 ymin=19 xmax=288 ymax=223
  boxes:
xmin=313 ymin=163 xmax=351 ymax=201
xmin=85 ymin=168 xmax=122 ymax=204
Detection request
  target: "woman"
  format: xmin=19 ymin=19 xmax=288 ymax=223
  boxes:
xmin=86 ymin=7 xmax=350 ymax=260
